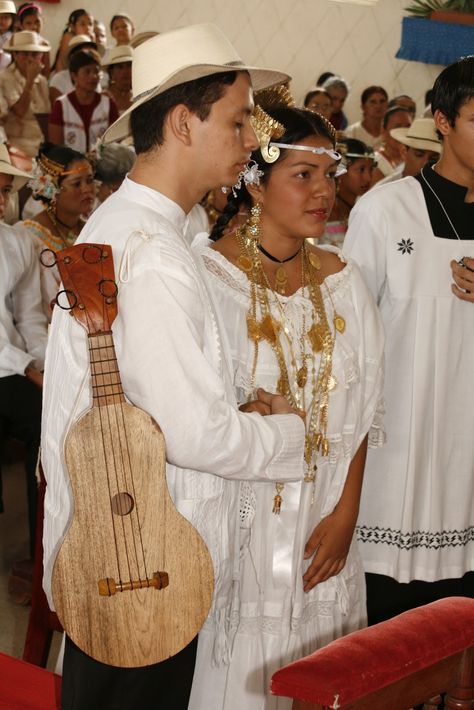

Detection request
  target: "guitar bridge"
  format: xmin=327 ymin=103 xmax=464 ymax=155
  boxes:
xmin=98 ymin=572 xmax=169 ymax=596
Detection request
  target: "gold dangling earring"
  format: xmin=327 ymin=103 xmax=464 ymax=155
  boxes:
xmin=246 ymin=202 xmax=261 ymax=241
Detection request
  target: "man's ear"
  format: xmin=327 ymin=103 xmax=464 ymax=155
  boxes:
xmin=166 ymin=103 xmax=193 ymax=146
xmin=433 ymin=109 xmax=451 ymax=138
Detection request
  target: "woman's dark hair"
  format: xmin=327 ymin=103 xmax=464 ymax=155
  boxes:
xmin=339 ymin=138 xmax=374 ymax=167
xmin=431 ymin=55 xmax=474 ymax=130
xmin=382 ymin=105 xmax=410 ymax=129
xmin=69 ymin=48 xmax=100 ymax=74
xmin=34 ymin=142 xmax=89 ymax=202
xmin=304 ymin=88 xmax=330 ymax=107
xmin=131 ymin=70 xmax=239 ymax=155
xmin=17 ymin=3 xmax=40 ymax=21
xmin=361 ymin=85 xmax=388 ymax=105
xmin=110 ymin=14 xmax=134 ymax=31
xmin=68 ymin=9 xmax=90 ymax=31
xmin=316 ymin=71 xmax=334 ymax=86
xmin=211 ymin=106 xmax=335 ymax=241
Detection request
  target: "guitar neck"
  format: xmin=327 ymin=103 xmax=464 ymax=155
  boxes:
xmin=89 ymin=331 xmax=125 ymax=407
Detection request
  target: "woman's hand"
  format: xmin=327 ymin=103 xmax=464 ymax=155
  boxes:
xmin=302 ymin=508 xmax=356 ymax=592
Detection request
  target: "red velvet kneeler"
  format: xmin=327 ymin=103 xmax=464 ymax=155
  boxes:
xmin=271 ymin=597 xmax=474 ymax=709
xmin=0 ymin=652 xmax=61 ymax=709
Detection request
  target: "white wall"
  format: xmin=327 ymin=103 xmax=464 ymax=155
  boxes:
xmin=39 ymin=0 xmax=443 ymax=122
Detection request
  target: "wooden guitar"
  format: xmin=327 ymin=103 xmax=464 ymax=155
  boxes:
xmin=50 ymin=243 xmax=214 ymax=668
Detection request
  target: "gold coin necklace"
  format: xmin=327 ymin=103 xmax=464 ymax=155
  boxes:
xmin=257 ymin=242 xmax=302 ymax=295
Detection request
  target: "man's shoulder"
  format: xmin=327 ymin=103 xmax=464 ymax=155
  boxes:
xmin=357 ymin=176 xmax=421 ymax=211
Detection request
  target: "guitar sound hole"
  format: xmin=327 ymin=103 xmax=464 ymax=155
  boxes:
xmin=111 ymin=492 xmax=134 ymax=516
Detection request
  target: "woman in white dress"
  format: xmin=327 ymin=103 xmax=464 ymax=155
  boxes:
xmin=190 ymin=98 xmax=385 ymax=709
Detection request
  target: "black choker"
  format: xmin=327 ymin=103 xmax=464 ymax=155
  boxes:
xmin=258 ymin=243 xmax=301 ymax=264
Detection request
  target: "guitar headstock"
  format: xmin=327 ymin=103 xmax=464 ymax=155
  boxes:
xmin=53 ymin=243 xmax=118 ymax=335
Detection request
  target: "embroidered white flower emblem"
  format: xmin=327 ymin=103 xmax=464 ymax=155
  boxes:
xmin=397 ymin=238 xmax=414 ymax=254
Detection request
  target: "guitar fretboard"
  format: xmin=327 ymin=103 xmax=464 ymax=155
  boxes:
xmin=89 ymin=332 xmax=125 ymax=407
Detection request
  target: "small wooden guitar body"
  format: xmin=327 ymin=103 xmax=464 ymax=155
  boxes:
xmin=50 ymin=244 xmax=214 ymax=667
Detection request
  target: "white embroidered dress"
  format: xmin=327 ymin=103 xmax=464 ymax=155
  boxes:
xmin=189 ymin=240 xmax=385 ymax=710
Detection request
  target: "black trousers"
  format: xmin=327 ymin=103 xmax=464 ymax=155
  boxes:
xmin=62 ymin=634 xmax=198 ymax=710
xmin=0 ymin=374 xmax=42 ymax=557
xmin=366 ymin=571 xmax=474 ymax=626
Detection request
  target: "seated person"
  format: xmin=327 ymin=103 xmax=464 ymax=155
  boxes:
xmin=92 ymin=140 xmax=135 ymax=208
xmin=102 ymin=45 xmax=132 ymax=114
xmin=304 ymin=88 xmax=332 ymax=121
xmin=49 ymin=33 xmax=98 ymax=104
xmin=0 ymin=0 xmax=15 ymax=68
xmin=376 ymin=118 xmax=441 ymax=185
xmin=0 ymin=31 xmax=50 ymax=157
xmin=110 ymin=12 xmax=135 ymax=46
xmin=51 ymin=9 xmax=94 ymax=74
xmin=48 ymin=48 xmax=118 ymax=152
xmin=371 ymin=106 xmax=412 ymax=185
xmin=0 ymin=142 xmax=47 ymax=564
xmin=16 ymin=3 xmax=50 ymax=77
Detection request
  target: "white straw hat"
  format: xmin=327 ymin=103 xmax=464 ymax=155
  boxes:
xmin=66 ymin=34 xmax=99 ymax=58
xmin=390 ymin=118 xmax=441 ymax=153
xmin=0 ymin=1 xmax=16 ymax=14
xmin=0 ymin=144 xmax=32 ymax=191
xmin=103 ymin=23 xmax=290 ymax=144
xmin=4 ymin=31 xmax=51 ymax=53
xmin=102 ymin=44 xmax=133 ymax=67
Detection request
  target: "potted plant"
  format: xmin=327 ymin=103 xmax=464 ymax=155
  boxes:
xmin=405 ymin=0 xmax=474 ymax=24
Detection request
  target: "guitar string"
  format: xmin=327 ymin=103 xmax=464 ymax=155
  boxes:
xmin=97 ymin=250 xmax=149 ymax=584
xmin=63 ymin=247 xmax=126 ymax=585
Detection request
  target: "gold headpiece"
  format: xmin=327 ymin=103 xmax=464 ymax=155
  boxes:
xmin=37 ymin=153 xmax=64 ymax=180
xmin=250 ymin=105 xmax=285 ymax=164
xmin=254 ymin=84 xmax=295 ymax=111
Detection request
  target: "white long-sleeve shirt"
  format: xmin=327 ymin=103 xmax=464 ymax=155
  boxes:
xmin=41 ymin=177 xmax=305 ymax=661
xmin=0 ymin=223 xmax=48 ymax=378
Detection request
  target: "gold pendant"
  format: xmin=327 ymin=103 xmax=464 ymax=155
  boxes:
xmin=296 ymin=365 xmax=308 ymax=388
xmin=247 ymin=314 xmax=262 ymax=342
xmin=307 ymin=322 xmax=325 ymax=352
xmin=308 ymin=252 xmax=321 ymax=270
xmin=275 ymin=266 xmax=288 ymax=294
xmin=260 ymin=314 xmax=279 ymax=344
xmin=272 ymin=483 xmax=284 ymax=514
xmin=334 ymin=314 xmax=346 ymax=333
xmin=237 ymin=255 xmax=252 ymax=273
xmin=327 ymin=375 xmax=337 ymax=391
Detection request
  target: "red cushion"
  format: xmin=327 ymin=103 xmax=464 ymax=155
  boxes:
xmin=0 ymin=652 xmax=61 ymax=709
xmin=271 ymin=597 xmax=474 ymax=707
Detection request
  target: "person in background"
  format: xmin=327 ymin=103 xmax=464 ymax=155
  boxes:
xmin=0 ymin=31 xmax=50 ymax=157
xmin=92 ymin=140 xmax=134 ymax=208
xmin=320 ymin=138 xmax=376 ymax=248
xmin=344 ymin=55 xmax=474 ymax=627
xmin=376 ymin=117 xmax=441 ymax=186
xmin=48 ymin=48 xmax=118 ymax=152
xmin=0 ymin=143 xmax=46 ymax=581
xmin=51 ymin=9 xmax=94 ymax=74
xmin=0 ymin=0 xmax=14 ymax=52
xmin=103 ymin=45 xmax=132 ymax=114
xmin=345 ymin=85 xmax=388 ymax=149
xmin=93 ymin=19 xmax=107 ymax=54
xmin=16 ymin=141 xmax=94 ymax=319
xmin=322 ymin=75 xmax=349 ymax=130
xmin=316 ymin=70 xmax=334 ymax=86
xmin=48 ymin=33 xmax=97 ymax=104
xmin=16 ymin=3 xmax=50 ymax=77
xmin=371 ymin=106 xmax=412 ymax=186
xmin=388 ymin=94 xmax=416 ymax=118
xmin=304 ymin=87 xmax=332 ymax=121
xmin=110 ymin=12 xmax=134 ymax=47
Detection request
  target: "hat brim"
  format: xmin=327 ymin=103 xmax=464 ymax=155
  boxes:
xmin=5 ymin=43 xmax=50 ymax=52
xmin=0 ymin=159 xmax=31 ymax=191
xmin=390 ymin=127 xmax=441 ymax=153
xmin=103 ymin=55 xmax=133 ymax=68
xmin=102 ymin=64 xmax=290 ymax=144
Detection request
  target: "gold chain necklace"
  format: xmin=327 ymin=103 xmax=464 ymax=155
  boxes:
xmin=47 ymin=207 xmax=77 ymax=249
xmin=236 ymin=225 xmax=342 ymax=512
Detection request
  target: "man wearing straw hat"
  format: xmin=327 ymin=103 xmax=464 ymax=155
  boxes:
xmin=0 ymin=30 xmax=50 ymax=156
xmin=0 ymin=144 xmax=47 ymax=568
xmin=41 ymin=23 xmax=305 ymax=708
xmin=344 ymin=56 xmax=474 ymax=627
xmin=376 ymin=117 xmax=441 ymax=185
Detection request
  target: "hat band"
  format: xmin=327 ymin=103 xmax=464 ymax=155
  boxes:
xmin=132 ymin=59 xmax=246 ymax=102
xmin=405 ymin=135 xmax=439 ymax=144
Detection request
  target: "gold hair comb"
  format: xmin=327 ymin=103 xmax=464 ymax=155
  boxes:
xmin=250 ymin=105 xmax=285 ymax=164
xmin=255 ymin=84 xmax=295 ymax=111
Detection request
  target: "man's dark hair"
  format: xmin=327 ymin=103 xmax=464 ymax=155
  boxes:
xmin=431 ymin=55 xmax=474 ymax=128
xmin=130 ymin=71 xmax=239 ymax=155
xmin=69 ymin=48 xmax=100 ymax=74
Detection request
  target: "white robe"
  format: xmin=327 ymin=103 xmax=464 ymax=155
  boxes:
xmin=344 ymin=176 xmax=474 ymax=583
xmin=41 ymin=177 xmax=306 ymax=668
xmin=188 ymin=240 xmax=385 ymax=710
